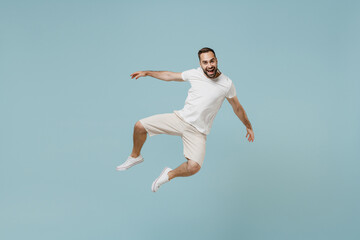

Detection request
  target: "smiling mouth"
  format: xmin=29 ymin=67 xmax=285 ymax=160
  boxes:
xmin=207 ymin=68 xmax=215 ymax=74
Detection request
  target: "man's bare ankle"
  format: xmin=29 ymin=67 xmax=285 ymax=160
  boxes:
xmin=168 ymin=171 xmax=174 ymax=181
xmin=130 ymin=153 xmax=140 ymax=158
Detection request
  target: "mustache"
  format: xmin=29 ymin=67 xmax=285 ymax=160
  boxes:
xmin=204 ymin=67 xmax=217 ymax=71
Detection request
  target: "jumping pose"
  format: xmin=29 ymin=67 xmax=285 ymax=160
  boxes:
xmin=116 ymin=47 xmax=254 ymax=192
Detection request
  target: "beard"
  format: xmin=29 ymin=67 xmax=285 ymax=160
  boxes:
xmin=202 ymin=66 xmax=218 ymax=78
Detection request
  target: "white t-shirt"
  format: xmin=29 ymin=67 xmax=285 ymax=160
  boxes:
xmin=174 ymin=67 xmax=236 ymax=135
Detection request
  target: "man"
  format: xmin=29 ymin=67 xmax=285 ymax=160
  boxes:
xmin=116 ymin=47 xmax=254 ymax=192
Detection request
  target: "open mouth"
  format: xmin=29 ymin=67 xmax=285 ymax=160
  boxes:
xmin=207 ymin=68 xmax=215 ymax=75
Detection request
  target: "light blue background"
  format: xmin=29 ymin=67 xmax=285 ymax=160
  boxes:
xmin=1 ymin=0 xmax=359 ymax=239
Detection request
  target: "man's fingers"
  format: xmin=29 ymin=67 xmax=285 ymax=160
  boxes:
xmin=246 ymin=131 xmax=254 ymax=142
xmin=130 ymin=72 xmax=140 ymax=79
xmin=132 ymin=74 xmax=139 ymax=79
xmin=130 ymin=71 xmax=146 ymax=80
xmin=133 ymin=73 xmax=144 ymax=79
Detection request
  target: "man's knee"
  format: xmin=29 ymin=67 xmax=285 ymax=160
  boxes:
xmin=187 ymin=159 xmax=201 ymax=175
xmin=134 ymin=121 xmax=147 ymax=134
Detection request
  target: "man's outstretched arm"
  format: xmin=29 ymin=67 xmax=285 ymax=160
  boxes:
xmin=226 ymin=96 xmax=254 ymax=142
xmin=130 ymin=71 xmax=184 ymax=82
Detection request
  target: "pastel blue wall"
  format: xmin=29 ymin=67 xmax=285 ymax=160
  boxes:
xmin=1 ymin=1 xmax=359 ymax=239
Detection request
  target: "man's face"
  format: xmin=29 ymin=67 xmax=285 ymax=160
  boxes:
xmin=199 ymin=52 xmax=218 ymax=78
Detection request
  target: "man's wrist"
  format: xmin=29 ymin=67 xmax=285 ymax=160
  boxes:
xmin=245 ymin=123 xmax=252 ymax=130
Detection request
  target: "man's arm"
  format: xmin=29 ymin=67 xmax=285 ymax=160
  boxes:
xmin=226 ymin=96 xmax=254 ymax=142
xmin=130 ymin=71 xmax=184 ymax=82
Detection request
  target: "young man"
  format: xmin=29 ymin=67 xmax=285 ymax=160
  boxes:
xmin=116 ymin=47 xmax=254 ymax=192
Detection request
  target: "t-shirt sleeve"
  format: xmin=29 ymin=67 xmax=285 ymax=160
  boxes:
xmin=226 ymin=82 xmax=237 ymax=98
xmin=181 ymin=69 xmax=195 ymax=81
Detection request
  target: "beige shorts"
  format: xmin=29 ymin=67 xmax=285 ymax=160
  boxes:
xmin=139 ymin=112 xmax=207 ymax=167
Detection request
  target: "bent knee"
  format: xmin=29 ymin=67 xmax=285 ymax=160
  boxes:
xmin=134 ymin=121 xmax=147 ymax=134
xmin=187 ymin=160 xmax=201 ymax=175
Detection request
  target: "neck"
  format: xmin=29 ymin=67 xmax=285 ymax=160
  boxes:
xmin=215 ymin=69 xmax=221 ymax=78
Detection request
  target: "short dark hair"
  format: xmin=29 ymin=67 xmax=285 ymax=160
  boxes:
xmin=198 ymin=47 xmax=216 ymax=60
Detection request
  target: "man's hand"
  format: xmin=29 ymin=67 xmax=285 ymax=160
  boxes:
xmin=130 ymin=71 xmax=147 ymax=80
xmin=246 ymin=128 xmax=254 ymax=142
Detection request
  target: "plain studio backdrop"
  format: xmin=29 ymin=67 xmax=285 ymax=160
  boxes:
xmin=0 ymin=0 xmax=359 ymax=239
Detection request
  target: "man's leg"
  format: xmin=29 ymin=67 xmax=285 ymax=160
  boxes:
xmin=130 ymin=113 xmax=181 ymax=158
xmin=168 ymin=158 xmax=201 ymax=180
xmin=151 ymin=117 xmax=206 ymax=191
xmin=116 ymin=121 xmax=147 ymax=171
xmin=151 ymin=158 xmax=200 ymax=192
xmin=130 ymin=121 xmax=147 ymax=158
